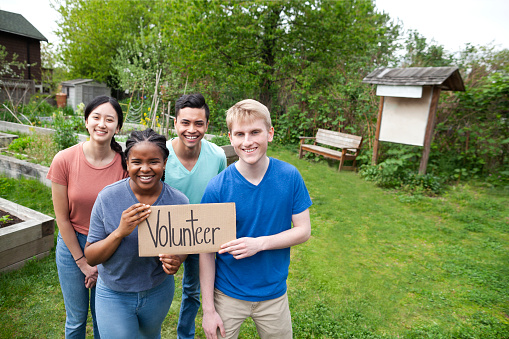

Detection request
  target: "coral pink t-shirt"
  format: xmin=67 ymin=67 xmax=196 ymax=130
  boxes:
xmin=47 ymin=142 xmax=127 ymax=235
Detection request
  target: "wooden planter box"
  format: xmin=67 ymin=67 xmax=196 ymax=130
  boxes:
xmin=0 ymin=197 xmax=55 ymax=273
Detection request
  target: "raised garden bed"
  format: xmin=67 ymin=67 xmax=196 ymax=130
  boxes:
xmin=0 ymin=197 xmax=55 ymax=273
xmin=0 ymin=132 xmax=18 ymax=148
xmin=0 ymin=154 xmax=51 ymax=187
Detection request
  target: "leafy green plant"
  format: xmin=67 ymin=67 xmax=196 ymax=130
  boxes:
xmin=7 ymin=135 xmax=34 ymax=153
xmin=359 ymin=144 xmax=444 ymax=195
xmin=62 ymin=105 xmax=75 ymax=116
xmin=52 ymin=111 xmax=79 ymax=150
xmin=209 ymin=134 xmax=230 ymax=147
xmin=0 ymin=214 xmax=12 ymax=224
xmin=360 ymin=163 xmax=444 ymax=195
xmin=3 ymin=133 xmax=58 ymax=166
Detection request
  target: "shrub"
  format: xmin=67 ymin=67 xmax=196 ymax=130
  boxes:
xmin=53 ymin=111 xmax=79 ymax=150
xmin=360 ymin=164 xmax=444 ymax=195
xmin=359 ymin=160 xmax=444 ymax=195
xmin=209 ymin=134 xmax=230 ymax=147
xmin=62 ymin=105 xmax=75 ymax=116
xmin=7 ymin=135 xmax=34 ymax=153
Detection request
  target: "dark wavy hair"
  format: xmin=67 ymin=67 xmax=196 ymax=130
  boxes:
xmin=125 ymin=128 xmax=169 ymax=181
xmin=84 ymin=95 xmax=126 ymax=170
xmin=175 ymin=93 xmax=210 ymax=121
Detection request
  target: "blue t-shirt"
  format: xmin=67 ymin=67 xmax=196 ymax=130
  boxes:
xmin=201 ymin=158 xmax=312 ymax=302
xmin=165 ymin=139 xmax=226 ymax=204
xmin=88 ymin=178 xmax=189 ymax=292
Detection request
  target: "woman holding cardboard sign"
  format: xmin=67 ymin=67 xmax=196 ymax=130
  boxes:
xmin=85 ymin=129 xmax=189 ymax=338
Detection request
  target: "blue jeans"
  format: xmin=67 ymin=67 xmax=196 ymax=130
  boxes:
xmin=95 ymin=276 xmax=175 ymax=339
xmin=177 ymin=253 xmax=201 ymax=339
xmin=56 ymin=231 xmax=100 ymax=338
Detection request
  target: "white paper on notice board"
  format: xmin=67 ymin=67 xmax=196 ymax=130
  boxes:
xmin=376 ymin=85 xmax=423 ymax=98
xmin=379 ymin=86 xmax=433 ymax=147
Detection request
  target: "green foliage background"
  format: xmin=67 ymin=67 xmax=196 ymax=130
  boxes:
xmin=49 ymin=0 xmax=509 ymax=184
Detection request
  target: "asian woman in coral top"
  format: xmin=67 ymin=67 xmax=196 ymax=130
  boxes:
xmin=47 ymin=96 xmax=127 ymax=338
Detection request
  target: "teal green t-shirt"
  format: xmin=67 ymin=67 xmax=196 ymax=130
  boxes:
xmin=164 ymin=139 xmax=227 ymax=204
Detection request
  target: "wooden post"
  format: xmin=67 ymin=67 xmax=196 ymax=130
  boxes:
xmin=371 ymin=96 xmax=384 ymax=165
xmin=419 ymin=86 xmax=441 ymax=175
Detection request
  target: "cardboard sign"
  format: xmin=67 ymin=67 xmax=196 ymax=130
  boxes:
xmin=138 ymin=203 xmax=236 ymax=256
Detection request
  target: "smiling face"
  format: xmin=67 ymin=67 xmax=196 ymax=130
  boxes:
xmin=85 ymin=102 xmax=120 ymax=143
xmin=228 ymin=117 xmax=274 ymax=168
xmin=174 ymin=107 xmax=209 ymax=150
xmin=127 ymin=141 xmax=167 ymax=194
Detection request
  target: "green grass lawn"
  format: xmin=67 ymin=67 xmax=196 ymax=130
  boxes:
xmin=1 ymin=145 xmax=508 ymax=338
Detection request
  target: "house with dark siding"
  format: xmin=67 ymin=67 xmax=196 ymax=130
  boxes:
xmin=0 ymin=9 xmax=48 ymax=104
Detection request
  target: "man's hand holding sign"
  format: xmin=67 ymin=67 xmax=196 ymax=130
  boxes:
xmin=138 ymin=203 xmax=236 ymax=257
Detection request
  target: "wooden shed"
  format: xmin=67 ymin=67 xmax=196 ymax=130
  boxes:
xmin=61 ymin=79 xmax=111 ymax=110
xmin=362 ymin=67 xmax=465 ymax=174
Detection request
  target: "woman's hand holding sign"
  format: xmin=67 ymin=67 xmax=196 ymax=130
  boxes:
xmin=117 ymin=203 xmax=151 ymax=238
xmin=85 ymin=203 xmax=152 ymax=266
xmin=159 ymin=254 xmax=187 ymax=275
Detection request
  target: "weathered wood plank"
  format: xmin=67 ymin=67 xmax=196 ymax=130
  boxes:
xmin=0 ymin=234 xmax=54 ymax=270
xmin=0 ymin=220 xmax=43 ymax=251
xmin=0 ymin=250 xmax=51 ymax=273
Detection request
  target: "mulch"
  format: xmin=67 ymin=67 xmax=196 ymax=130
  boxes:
xmin=0 ymin=209 xmax=24 ymax=228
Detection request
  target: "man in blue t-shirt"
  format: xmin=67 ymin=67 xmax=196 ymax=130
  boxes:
xmin=200 ymin=99 xmax=312 ymax=339
xmin=164 ymin=93 xmax=226 ymax=339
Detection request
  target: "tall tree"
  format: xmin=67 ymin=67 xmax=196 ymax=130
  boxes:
xmin=169 ymin=0 xmax=399 ymax=111
xmin=53 ymin=0 xmax=153 ymax=85
xmin=54 ymin=0 xmax=399 ymax=138
xmin=402 ymin=30 xmax=453 ymax=67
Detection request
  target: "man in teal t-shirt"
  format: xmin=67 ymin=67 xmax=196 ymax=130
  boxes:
xmin=164 ymin=93 xmax=226 ymax=339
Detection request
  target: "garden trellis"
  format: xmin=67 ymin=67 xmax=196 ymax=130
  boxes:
xmin=123 ymin=70 xmax=173 ymax=136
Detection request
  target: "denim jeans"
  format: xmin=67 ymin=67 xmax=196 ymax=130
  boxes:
xmin=56 ymin=231 xmax=100 ymax=338
xmin=95 ymin=276 xmax=175 ymax=339
xmin=177 ymin=253 xmax=201 ymax=339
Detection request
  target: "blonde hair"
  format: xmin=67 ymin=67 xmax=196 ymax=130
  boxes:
xmin=226 ymin=99 xmax=272 ymax=132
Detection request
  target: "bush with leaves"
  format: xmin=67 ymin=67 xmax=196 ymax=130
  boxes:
xmin=432 ymin=47 xmax=509 ymax=184
xmin=7 ymin=135 xmax=34 ymax=153
xmin=209 ymin=134 xmax=230 ymax=147
xmin=359 ymin=144 xmax=444 ymax=195
xmin=53 ymin=111 xmax=80 ymax=150
xmin=360 ymin=162 xmax=444 ymax=195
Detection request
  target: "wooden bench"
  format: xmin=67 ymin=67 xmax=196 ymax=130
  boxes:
xmin=299 ymin=129 xmax=363 ymax=171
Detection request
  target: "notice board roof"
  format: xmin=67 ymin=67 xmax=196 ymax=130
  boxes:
xmin=363 ymin=67 xmax=465 ymax=91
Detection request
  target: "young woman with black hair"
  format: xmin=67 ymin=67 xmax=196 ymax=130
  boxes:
xmin=47 ymin=95 xmax=127 ymax=338
xmin=85 ymin=128 xmax=189 ymax=338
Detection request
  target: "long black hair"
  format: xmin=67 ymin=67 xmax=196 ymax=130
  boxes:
xmin=84 ymin=95 xmax=126 ymax=170
xmin=125 ymin=128 xmax=169 ymax=181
